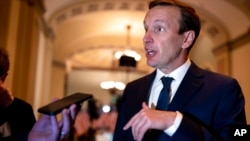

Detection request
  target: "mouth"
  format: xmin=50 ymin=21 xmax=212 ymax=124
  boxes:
xmin=145 ymin=49 xmax=156 ymax=57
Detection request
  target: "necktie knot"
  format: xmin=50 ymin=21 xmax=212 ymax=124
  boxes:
xmin=161 ymin=77 xmax=174 ymax=89
xmin=156 ymin=76 xmax=174 ymax=110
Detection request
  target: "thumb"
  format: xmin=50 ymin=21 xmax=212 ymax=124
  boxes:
xmin=142 ymin=102 xmax=149 ymax=109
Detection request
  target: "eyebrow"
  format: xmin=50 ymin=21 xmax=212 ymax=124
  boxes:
xmin=153 ymin=19 xmax=170 ymax=29
xmin=154 ymin=19 xmax=166 ymax=23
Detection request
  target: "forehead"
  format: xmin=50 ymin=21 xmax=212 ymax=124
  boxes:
xmin=144 ymin=6 xmax=181 ymax=24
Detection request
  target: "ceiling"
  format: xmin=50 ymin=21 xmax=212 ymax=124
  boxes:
xmin=42 ymin=0 xmax=250 ymax=73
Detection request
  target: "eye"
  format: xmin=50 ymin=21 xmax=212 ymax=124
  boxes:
xmin=159 ymin=27 xmax=165 ymax=32
xmin=154 ymin=26 xmax=165 ymax=32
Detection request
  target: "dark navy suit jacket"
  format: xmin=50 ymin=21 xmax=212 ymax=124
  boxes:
xmin=113 ymin=62 xmax=246 ymax=141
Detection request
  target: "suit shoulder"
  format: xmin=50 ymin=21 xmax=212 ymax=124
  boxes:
xmin=11 ymin=97 xmax=33 ymax=108
xmin=205 ymin=70 xmax=235 ymax=81
xmin=189 ymin=62 xmax=241 ymax=89
xmin=191 ymin=62 xmax=237 ymax=83
xmin=200 ymin=69 xmax=241 ymax=89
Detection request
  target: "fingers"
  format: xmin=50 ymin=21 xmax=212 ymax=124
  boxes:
xmin=123 ymin=111 xmax=139 ymax=130
xmin=57 ymin=109 xmax=70 ymax=140
xmin=30 ymin=114 xmax=49 ymax=131
xmin=51 ymin=115 xmax=59 ymax=130
xmin=123 ymin=102 xmax=147 ymax=130
xmin=123 ymin=102 xmax=151 ymax=141
xmin=69 ymin=104 xmax=77 ymax=120
xmin=50 ymin=115 xmax=60 ymax=139
xmin=136 ymin=114 xmax=152 ymax=141
xmin=123 ymin=111 xmax=150 ymax=141
xmin=142 ymin=102 xmax=149 ymax=109
xmin=60 ymin=104 xmax=78 ymax=140
xmin=61 ymin=109 xmax=71 ymax=132
xmin=132 ymin=115 xmax=148 ymax=141
xmin=28 ymin=114 xmax=60 ymax=141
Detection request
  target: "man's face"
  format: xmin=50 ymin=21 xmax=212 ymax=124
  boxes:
xmin=143 ymin=6 xmax=188 ymax=73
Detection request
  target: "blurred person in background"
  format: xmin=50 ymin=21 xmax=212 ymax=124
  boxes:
xmin=0 ymin=47 xmax=36 ymax=141
xmin=74 ymin=98 xmax=118 ymax=141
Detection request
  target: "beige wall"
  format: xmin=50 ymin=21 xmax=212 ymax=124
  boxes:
xmin=231 ymin=42 xmax=250 ymax=123
xmin=1 ymin=0 xmax=41 ymax=105
xmin=50 ymin=63 xmax=66 ymax=100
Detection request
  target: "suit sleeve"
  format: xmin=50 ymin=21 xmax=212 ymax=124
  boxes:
xmin=113 ymin=87 xmax=135 ymax=141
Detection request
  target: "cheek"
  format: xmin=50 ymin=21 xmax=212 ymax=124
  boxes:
xmin=160 ymin=40 xmax=181 ymax=58
xmin=156 ymin=34 xmax=182 ymax=55
xmin=158 ymin=38 xmax=174 ymax=53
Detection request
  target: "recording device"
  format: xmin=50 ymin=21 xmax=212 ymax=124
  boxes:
xmin=38 ymin=92 xmax=93 ymax=115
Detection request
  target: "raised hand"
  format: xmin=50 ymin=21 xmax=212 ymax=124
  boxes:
xmin=123 ymin=102 xmax=176 ymax=141
xmin=28 ymin=104 xmax=78 ymax=141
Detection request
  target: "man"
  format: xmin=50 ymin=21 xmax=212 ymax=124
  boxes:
xmin=0 ymin=48 xmax=36 ymax=141
xmin=113 ymin=0 xmax=246 ymax=141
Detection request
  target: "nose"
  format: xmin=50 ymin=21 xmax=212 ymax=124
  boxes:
xmin=143 ymin=31 xmax=152 ymax=46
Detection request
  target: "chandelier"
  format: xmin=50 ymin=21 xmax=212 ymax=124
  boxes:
xmin=100 ymin=81 xmax=125 ymax=90
xmin=114 ymin=49 xmax=141 ymax=61
xmin=115 ymin=25 xmax=141 ymax=67
xmin=100 ymin=25 xmax=141 ymax=94
xmin=100 ymin=81 xmax=126 ymax=95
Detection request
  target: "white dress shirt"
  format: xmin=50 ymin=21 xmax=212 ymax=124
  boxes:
xmin=148 ymin=59 xmax=191 ymax=136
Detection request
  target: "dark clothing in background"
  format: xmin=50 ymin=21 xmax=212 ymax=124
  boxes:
xmin=0 ymin=98 xmax=36 ymax=141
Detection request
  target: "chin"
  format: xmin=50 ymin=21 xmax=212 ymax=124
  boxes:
xmin=147 ymin=61 xmax=157 ymax=68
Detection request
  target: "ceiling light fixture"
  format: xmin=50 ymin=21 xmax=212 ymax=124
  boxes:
xmin=100 ymin=25 xmax=140 ymax=94
xmin=115 ymin=25 xmax=141 ymax=67
xmin=100 ymin=80 xmax=126 ymax=95
xmin=100 ymin=81 xmax=125 ymax=90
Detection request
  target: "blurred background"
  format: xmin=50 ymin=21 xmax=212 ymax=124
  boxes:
xmin=0 ymin=0 xmax=250 ymax=140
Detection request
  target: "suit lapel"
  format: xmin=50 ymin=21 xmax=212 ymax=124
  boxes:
xmin=143 ymin=71 xmax=157 ymax=104
xmin=168 ymin=63 xmax=205 ymax=110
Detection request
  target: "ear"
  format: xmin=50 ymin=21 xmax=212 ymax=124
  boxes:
xmin=181 ymin=30 xmax=195 ymax=49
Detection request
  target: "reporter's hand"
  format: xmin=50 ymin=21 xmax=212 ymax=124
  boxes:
xmin=59 ymin=104 xmax=78 ymax=140
xmin=28 ymin=104 xmax=78 ymax=141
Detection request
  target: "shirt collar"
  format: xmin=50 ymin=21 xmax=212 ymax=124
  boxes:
xmin=155 ymin=59 xmax=191 ymax=83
